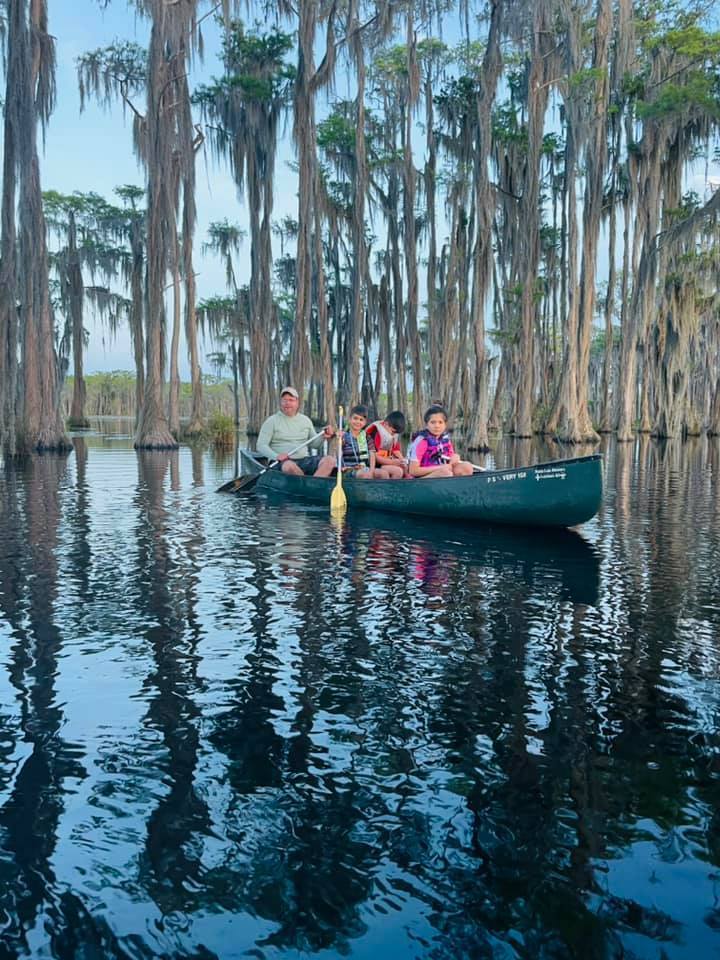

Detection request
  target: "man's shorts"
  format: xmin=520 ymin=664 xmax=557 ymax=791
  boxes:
xmin=289 ymin=455 xmax=322 ymax=475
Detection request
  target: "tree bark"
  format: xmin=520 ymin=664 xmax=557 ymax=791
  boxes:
xmin=291 ymin=1 xmax=336 ymax=398
xmin=402 ymin=19 xmax=423 ymax=425
xmin=0 ymin=0 xmax=20 ymax=456
xmin=466 ymin=0 xmax=503 ymax=451
xmin=67 ymin=210 xmax=89 ymax=428
xmin=512 ymin=2 xmax=554 ymax=437
xmin=573 ymin=0 xmax=611 ymax=444
xmin=135 ymin=0 xmax=187 ymax=449
xmin=17 ymin=0 xmax=69 ymax=452
xmin=168 ymin=243 xmax=182 ymax=438
xmin=129 ymin=218 xmax=145 ymax=428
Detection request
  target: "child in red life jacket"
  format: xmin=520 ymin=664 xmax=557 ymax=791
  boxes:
xmin=341 ymin=404 xmax=396 ymax=479
xmin=407 ymin=405 xmax=474 ymax=479
xmin=365 ymin=410 xmax=406 ymax=479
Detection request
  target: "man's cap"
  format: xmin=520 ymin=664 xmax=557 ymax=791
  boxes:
xmin=280 ymin=386 xmax=299 ymax=399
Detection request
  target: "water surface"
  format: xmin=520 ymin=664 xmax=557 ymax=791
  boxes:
xmin=1 ymin=427 xmax=719 ymax=959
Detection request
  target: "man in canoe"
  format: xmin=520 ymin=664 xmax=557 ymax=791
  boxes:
xmin=256 ymin=387 xmax=335 ymax=477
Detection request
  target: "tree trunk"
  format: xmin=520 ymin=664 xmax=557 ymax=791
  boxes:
xmin=466 ymin=0 xmax=503 ymax=451
xmin=0 ymin=0 xmax=20 ymax=456
xmin=340 ymin=0 xmax=367 ymax=407
xmin=168 ymin=248 xmax=182 ymax=438
xmin=424 ymin=74 xmax=439 ymax=401
xmin=598 ymin=148 xmax=619 ymax=431
xmin=67 ymin=211 xmax=89 ymax=428
xmin=135 ymin=0 xmax=184 ymax=449
xmin=291 ymin=1 xmax=336 ymax=395
xmin=512 ymin=3 xmax=554 ymax=437
xmin=573 ymin=0 xmax=611 ymax=444
xmin=402 ymin=21 xmax=423 ymax=425
xmin=314 ymin=194 xmax=335 ymax=423
xmin=17 ymin=0 xmax=69 ymax=453
xmin=378 ymin=270 xmax=394 ymax=411
xmin=616 ymin=132 xmax=663 ymax=443
xmin=184 ymin=210 xmax=203 ymax=436
xmin=129 ymin=219 xmax=145 ymax=428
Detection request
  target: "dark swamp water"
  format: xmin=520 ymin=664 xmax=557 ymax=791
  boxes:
xmin=1 ymin=424 xmax=720 ymax=960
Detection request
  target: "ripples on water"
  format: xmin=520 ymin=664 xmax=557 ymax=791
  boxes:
xmin=1 ymin=426 xmax=719 ymax=959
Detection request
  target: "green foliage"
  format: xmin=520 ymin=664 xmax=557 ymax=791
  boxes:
xmin=540 ymin=224 xmax=562 ymax=251
xmin=664 ymin=190 xmax=700 ymax=223
xmin=274 ymin=255 xmax=296 ymax=293
xmin=634 ymin=14 xmax=720 ymax=120
xmin=115 ymin=184 xmax=144 ymax=208
xmin=646 ymin=22 xmax=720 ymax=59
xmin=194 ymin=22 xmax=295 ymax=106
xmin=542 ymin=132 xmax=563 ymax=156
xmin=317 ymin=111 xmax=356 ymax=154
xmin=590 ymin=327 xmax=621 ymax=356
xmin=453 ymin=39 xmax=489 ymax=75
xmin=373 ymin=45 xmax=408 ymax=79
xmin=198 ymin=295 xmax=236 ymax=315
xmin=417 ymin=38 xmax=448 ymax=64
xmin=76 ymin=41 xmax=146 ymax=111
xmin=622 ymin=73 xmax=646 ymax=100
xmin=206 ymin=411 xmax=235 ymax=447
xmin=43 ymin=190 xmax=113 ymax=241
xmin=223 ymin=22 xmax=294 ymax=71
xmin=637 ymin=74 xmax=720 ymax=120
xmin=64 ymin=372 xmax=237 ymax=421
xmin=223 ymin=20 xmax=296 ymax=100
xmin=568 ymin=66 xmax=607 ymax=93
xmin=491 ymin=103 xmax=527 ymax=149
xmin=436 ymin=74 xmax=478 ymax=120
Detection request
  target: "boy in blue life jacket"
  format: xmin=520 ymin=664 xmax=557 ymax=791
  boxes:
xmin=341 ymin=405 xmax=394 ymax=479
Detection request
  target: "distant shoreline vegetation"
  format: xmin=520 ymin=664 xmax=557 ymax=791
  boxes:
xmin=61 ymin=372 xmax=242 ymax=422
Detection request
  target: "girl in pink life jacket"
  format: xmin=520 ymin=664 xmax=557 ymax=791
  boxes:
xmin=407 ymin=405 xmax=474 ymax=479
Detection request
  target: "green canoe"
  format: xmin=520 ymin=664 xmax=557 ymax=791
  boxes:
xmin=240 ymin=451 xmax=602 ymax=528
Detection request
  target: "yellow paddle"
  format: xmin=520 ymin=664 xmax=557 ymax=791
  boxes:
xmin=330 ymin=405 xmax=348 ymax=516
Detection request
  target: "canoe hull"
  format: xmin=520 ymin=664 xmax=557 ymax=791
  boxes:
xmin=252 ymin=454 xmax=602 ymax=528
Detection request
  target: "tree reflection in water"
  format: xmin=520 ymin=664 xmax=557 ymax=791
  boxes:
xmin=133 ymin=451 xmax=212 ymax=914
xmin=0 ymin=437 xmax=718 ymax=958
xmin=0 ymin=455 xmax=86 ymax=953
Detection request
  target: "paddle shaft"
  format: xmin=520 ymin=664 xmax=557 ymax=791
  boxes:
xmin=219 ymin=430 xmax=326 ymax=492
xmin=267 ymin=431 xmax=326 ymax=470
xmin=330 ymin=407 xmax=348 ymax=514
xmin=336 ymin=409 xmax=343 ymax=474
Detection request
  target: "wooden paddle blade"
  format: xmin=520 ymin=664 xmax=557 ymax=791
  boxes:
xmin=215 ymin=473 xmax=261 ymax=494
xmin=330 ymin=482 xmax=347 ymax=514
xmin=216 ymin=477 xmax=240 ymax=493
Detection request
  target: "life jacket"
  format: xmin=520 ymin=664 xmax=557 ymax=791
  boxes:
xmin=367 ymin=420 xmax=399 ymax=456
xmin=412 ymin=429 xmax=454 ymax=468
xmin=342 ymin=428 xmax=370 ymax=467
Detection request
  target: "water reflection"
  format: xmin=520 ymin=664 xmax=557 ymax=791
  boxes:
xmin=133 ymin=452 xmax=211 ymax=915
xmin=267 ymin=500 xmax=601 ymax=607
xmin=0 ymin=455 xmax=86 ymax=954
xmin=0 ymin=436 xmax=718 ymax=958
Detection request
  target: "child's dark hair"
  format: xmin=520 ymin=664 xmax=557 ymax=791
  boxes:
xmin=350 ymin=404 xmax=368 ymax=418
xmin=423 ymin=404 xmax=448 ymax=423
xmin=385 ymin=410 xmax=406 ymax=433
